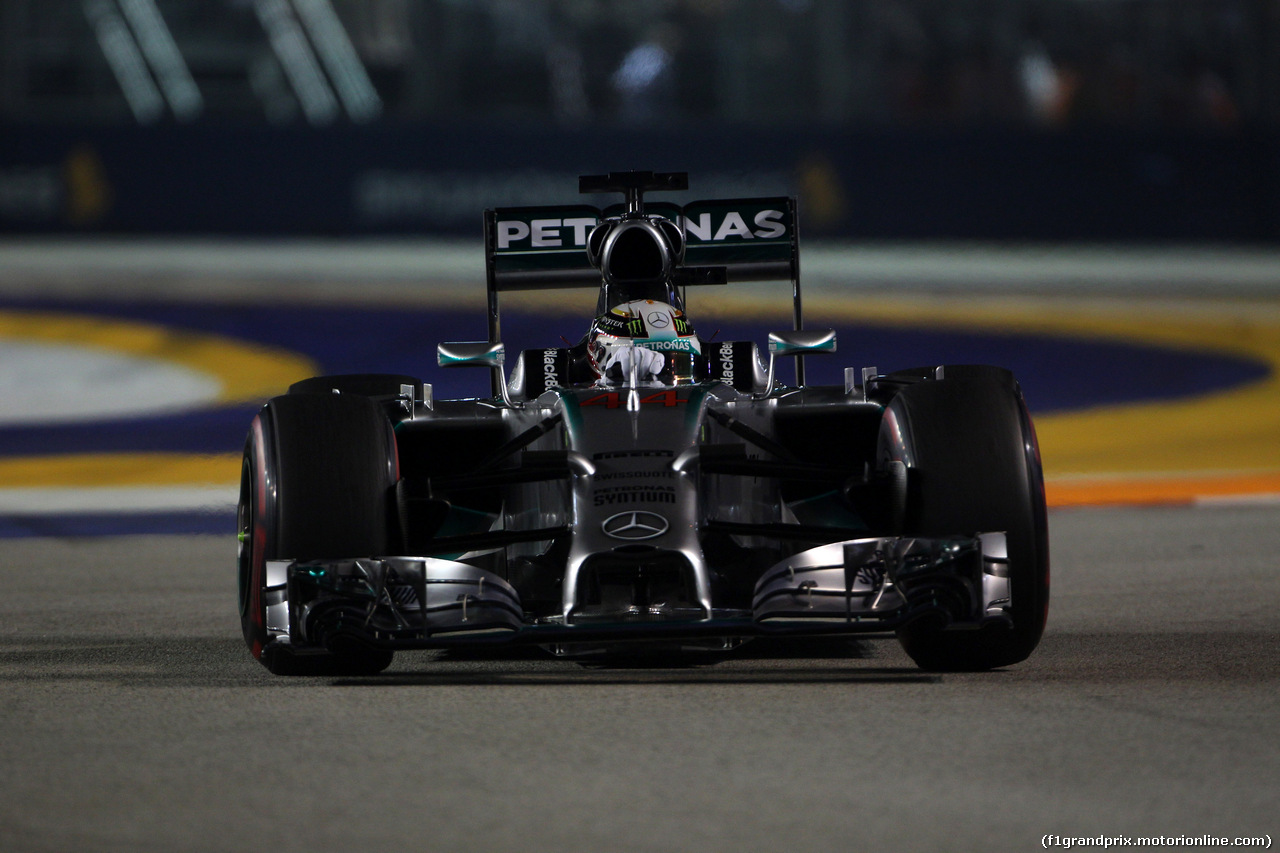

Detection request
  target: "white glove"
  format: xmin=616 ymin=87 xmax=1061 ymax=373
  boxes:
xmin=602 ymin=345 xmax=665 ymax=380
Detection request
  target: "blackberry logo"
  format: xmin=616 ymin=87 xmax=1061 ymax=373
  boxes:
xmin=719 ymin=342 xmax=735 ymax=382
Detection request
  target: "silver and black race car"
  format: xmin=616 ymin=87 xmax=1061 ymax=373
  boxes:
xmin=237 ymin=171 xmax=1049 ymax=675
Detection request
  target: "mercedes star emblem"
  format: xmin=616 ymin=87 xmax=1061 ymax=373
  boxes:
xmin=646 ymin=311 xmax=670 ymax=329
xmin=601 ymin=511 xmax=670 ymax=540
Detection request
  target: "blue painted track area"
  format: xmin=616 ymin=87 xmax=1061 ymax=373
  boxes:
xmin=2 ymin=298 xmax=1268 ymax=451
xmin=1 ymin=279 xmax=1277 ymax=536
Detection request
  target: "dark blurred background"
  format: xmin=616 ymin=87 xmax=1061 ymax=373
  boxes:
xmin=2 ymin=0 xmax=1277 ymax=240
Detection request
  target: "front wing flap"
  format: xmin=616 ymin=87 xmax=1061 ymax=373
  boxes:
xmin=751 ymin=533 xmax=1011 ymax=629
xmin=283 ymin=557 xmax=525 ymax=650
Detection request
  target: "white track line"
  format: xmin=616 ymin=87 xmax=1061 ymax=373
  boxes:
xmin=0 ymin=486 xmax=236 ymax=515
xmin=5 ymin=239 xmax=1280 ymax=298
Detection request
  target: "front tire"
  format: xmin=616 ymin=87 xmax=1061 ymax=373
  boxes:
xmin=238 ymin=393 xmax=398 ymax=676
xmin=879 ymin=370 xmax=1049 ymax=670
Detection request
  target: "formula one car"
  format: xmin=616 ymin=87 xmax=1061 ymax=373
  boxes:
xmin=237 ymin=171 xmax=1049 ymax=675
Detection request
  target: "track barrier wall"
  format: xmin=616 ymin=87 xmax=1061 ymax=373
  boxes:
xmin=2 ymin=124 xmax=1277 ymax=242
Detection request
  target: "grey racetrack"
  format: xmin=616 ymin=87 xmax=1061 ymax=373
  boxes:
xmin=2 ymin=504 xmax=1277 ymax=852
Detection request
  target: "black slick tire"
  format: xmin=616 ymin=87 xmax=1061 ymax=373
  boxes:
xmin=879 ymin=371 xmax=1049 ymax=671
xmin=238 ymin=393 xmax=398 ymax=676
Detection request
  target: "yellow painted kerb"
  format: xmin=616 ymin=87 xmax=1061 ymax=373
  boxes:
xmin=0 ymin=452 xmax=241 ymax=487
xmin=0 ymin=309 xmax=317 ymax=404
xmin=6 ymin=298 xmax=1279 ymax=505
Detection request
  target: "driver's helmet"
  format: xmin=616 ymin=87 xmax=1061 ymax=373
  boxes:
xmin=589 ymin=299 xmax=700 ymax=384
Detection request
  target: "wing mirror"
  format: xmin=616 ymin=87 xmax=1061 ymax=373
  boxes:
xmin=760 ymin=329 xmax=836 ymax=396
xmin=437 ymin=341 xmax=517 ymax=407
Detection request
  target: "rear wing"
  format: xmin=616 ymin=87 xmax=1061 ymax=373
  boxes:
xmin=483 ymin=197 xmax=802 ymax=345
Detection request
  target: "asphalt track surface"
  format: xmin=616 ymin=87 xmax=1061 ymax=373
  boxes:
xmin=1 ymin=241 xmax=1278 ymax=850
xmin=2 ymin=506 xmax=1277 ymax=852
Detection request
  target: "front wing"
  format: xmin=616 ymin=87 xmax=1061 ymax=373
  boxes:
xmin=260 ymin=533 xmax=1012 ymax=658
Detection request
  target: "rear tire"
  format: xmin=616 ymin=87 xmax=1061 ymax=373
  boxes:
xmin=238 ymin=393 xmax=398 ymax=676
xmin=879 ymin=370 xmax=1049 ymax=670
